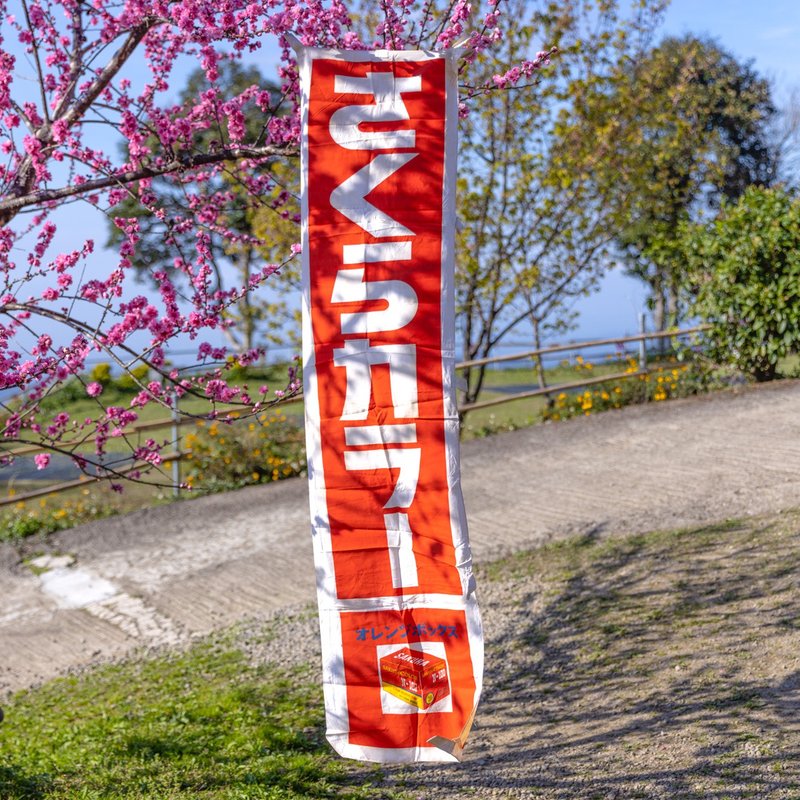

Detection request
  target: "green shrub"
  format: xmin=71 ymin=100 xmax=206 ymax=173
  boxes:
xmin=115 ymin=363 xmax=150 ymax=391
xmin=540 ymin=357 xmax=712 ymax=422
xmin=35 ymin=377 xmax=92 ymax=414
xmin=0 ymin=492 xmax=116 ymax=542
xmin=681 ymin=186 xmax=800 ymax=381
xmin=89 ymin=362 xmax=113 ymax=386
xmin=183 ymin=412 xmax=306 ymax=494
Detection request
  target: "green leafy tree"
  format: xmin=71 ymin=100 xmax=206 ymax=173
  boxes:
xmin=603 ymin=36 xmax=778 ymax=331
xmin=456 ymin=0 xmax=666 ymax=407
xmin=681 ymin=186 xmax=800 ymax=382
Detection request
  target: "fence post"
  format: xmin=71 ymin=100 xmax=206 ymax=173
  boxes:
xmin=638 ymin=312 xmax=648 ymax=403
xmin=172 ymin=389 xmax=180 ymax=498
xmin=638 ymin=313 xmax=647 ymax=372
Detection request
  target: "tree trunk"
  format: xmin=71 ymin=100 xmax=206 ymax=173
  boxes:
xmin=652 ymin=286 xmax=667 ymax=354
xmin=532 ymin=317 xmax=553 ymax=409
xmin=666 ymin=274 xmax=680 ymax=330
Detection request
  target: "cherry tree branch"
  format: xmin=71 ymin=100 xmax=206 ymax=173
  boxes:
xmin=0 ymin=144 xmax=298 ymax=222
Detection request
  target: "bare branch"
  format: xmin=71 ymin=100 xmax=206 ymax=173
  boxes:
xmin=0 ymin=144 xmax=298 ymax=222
xmin=56 ymin=18 xmax=158 ymax=125
xmin=21 ymin=0 xmax=51 ymax=125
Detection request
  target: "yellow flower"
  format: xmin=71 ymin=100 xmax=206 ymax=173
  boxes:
xmin=251 ymin=472 xmax=260 ymax=481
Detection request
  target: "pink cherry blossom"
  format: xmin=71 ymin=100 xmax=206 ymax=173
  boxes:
xmin=0 ymin=0 xmax=545 ymax=488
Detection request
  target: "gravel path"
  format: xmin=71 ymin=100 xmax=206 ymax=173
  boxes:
xmin=383 ymin=510 xmax=800 ymax=798
xmin=3 ymin=380 xmax=800 ymax=699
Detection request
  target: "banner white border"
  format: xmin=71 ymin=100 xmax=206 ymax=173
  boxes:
xmin=297 ymin=45 xmax=482 ymax=763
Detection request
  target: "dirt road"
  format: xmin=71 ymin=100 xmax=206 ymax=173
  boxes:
xmin=3 ymin=381 xmax=800 ymax=698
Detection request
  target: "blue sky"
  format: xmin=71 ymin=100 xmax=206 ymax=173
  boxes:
xmin=578 ymin=0 xmax=800 ymax=341
xmin=663 ymin=0 xmax=800 ymax=90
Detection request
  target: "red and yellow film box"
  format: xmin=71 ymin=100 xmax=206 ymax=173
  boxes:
xmin=379 ymin=648 xmax=450 ymax=710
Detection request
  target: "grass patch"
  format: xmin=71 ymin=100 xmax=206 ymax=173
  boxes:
xmin=0 ymin=638 xmax=393 ymax=800
xmin=0 ymin=481 xmax=175 ymax=542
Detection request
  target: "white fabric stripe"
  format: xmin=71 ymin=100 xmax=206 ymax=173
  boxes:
xmin=316 ymin=592 xmax=471 ymax=613
xmin=301 ymin=47 xmax=447 ymax=62
xmin=440 ymin=47 xmax=484 ymax=730
xmin=294 ymin=43 xmax=348 ymax=756
xmin=325 ymin=739 xmax=459 ymax=764
xmin=344 ymin=424 xmax=417 ymax=446
xmin=343 ymin=240 xmax=412 ymax=264
xmin=384 ymin=512 xmax=419 ymax=588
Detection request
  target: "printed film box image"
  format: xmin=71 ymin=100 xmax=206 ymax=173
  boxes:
xmin=379 ymin=647 xmax=451 ymax=710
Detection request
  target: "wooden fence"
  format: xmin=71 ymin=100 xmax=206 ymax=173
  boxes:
xmin=0 ymin=322 xmax=708 ymax=508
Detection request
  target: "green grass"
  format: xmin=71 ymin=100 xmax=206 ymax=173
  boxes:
xmin=460 ymin=357 xmax=635 ymax=437
xmin=0 ymin=480 xmax=177 ymax=542
xmin=0 ymin=637 xmax=393 ymax=800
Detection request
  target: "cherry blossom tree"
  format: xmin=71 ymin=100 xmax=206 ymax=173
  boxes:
xmin=0 ymin=0 xmax=551 ymax=486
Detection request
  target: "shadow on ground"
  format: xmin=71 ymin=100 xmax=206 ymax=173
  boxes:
xmin=385 ymin=514 xmax=800 ymax=799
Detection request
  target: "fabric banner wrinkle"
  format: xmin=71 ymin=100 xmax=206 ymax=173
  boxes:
xmin=297 ymin=43 xmax=483 ymax=764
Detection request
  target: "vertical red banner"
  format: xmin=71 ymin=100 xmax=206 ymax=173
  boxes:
xmin=297 ymin=46 xmax=483 ymax=763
